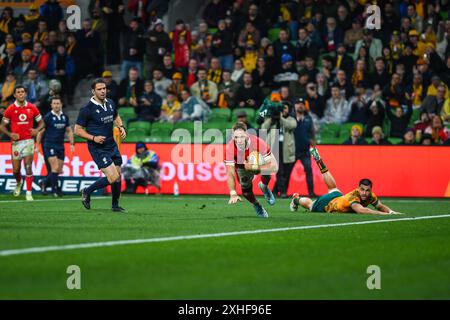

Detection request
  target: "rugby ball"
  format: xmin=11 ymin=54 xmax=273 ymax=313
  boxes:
xmin=247 ymin=150 xmax=265 ymax=167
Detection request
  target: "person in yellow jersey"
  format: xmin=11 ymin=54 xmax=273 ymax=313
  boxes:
xmin=290 ymin=146 xmax=403 ymax=215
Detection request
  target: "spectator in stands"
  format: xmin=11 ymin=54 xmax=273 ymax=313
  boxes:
xmin=306 ymin=82 xmax=326 ymax=119
xmin=134 ymin=80 xmax=162 ymax=122
xmin=207 ymin=57 xmax=222 ymax=84
xmin=371 ymin=126 xmax=391 ymax=145
xmin=31 ymin=41 xmax=50 ymax=76
xmin=19 ymin=32 xmax=33 ymax=52
xmin=292 ymin=97 xmax=315 ymax=197
xmin=386 ymin=102 xmax=413 ymax=138
xmin=322 ymin=85 xmax=350 ymax=124
xmin=370 ymin=58 xmax=390 ymax=91
xmin=190 ymin=68 xmax=218 ymax=107
xmin=421 ymin=133 xmax=433 ymax=145
xmin=167 ymin=72 xmax=186 ymax=100
xmin=14 ymin=49 xmax=34 ymax=82
xmin=102 ymin=70 xmax=119 ymax=104
xmin=303 ymin=56 xmax=319 ymax=84
xmin=184 ymin=58 xmax=198 ymax=88
xmin=202 ymin=0 xmax=227 ymax=28
xmin=76 ymin=19 xmax=101 ymax=78
xmin=100 ymin=0 xmax=125 ymax=65
xmin=173 ymin=19 xmax=191 ymax=70
xmin=160 ymin=53 xmax=177 ymax=80
xmin=315 ymin=72 xmax=330 ymax=99
xmin=34 ymin=20 xmax=49 ymax=43
xmin=262 ymin=102 xmax=297 ymax=198
xmin=22 ymin=68 xmax=48 ymax=107
xmin=211 ymin=19 xmax=233 ymax=71
xmin=144 ymin=19 xmax=172 ymax=78
xmin=413 ymin=111 xmax=431 ymax=136
xmin=323 ymin=17 xmax=343 ymax=53
xmin=399 ymin=128 xmax=416 ymax=145
xmin=0 ymin=43 xmax=20 ymax=82
xmin=237 ymin=21 xmax=261 ymax=49
xmin=217 ymin=70 xmax=239 ymax=109
xmin=280 ymin=86 xmax=293 ymax=107
xmin=231 ymin=58 xmax=245 ymax=85
xmin=180 ymin=89 xmax=210 ymax=121
xmin=121 ymin=18 xmax=145 ymax=80
xmin=351 ymin=59 xmax=370 ymax=89
xmin=235 ymin=110 xmax=254 ymax=131
xmin=288 ymin=70 xmax=308 ymax=101
xmin=344 ymin=18 xmax=363 ymax=52
xmin=47 ymin=44 xmax=75 ymax=100
xmin=38 ymin=79 xmax=61 ymax=115
xmin=118 ymin=66 xmax=144 ymax=108
xmin=0 ymin=34 xmax=14 ymax=56
xmin=46 ymin=30 xmax=59 ymax=55
xmin=426 ymin=76 xmax=449 ymax=99
xmin=252 ymin=56 xmax=273 ymax=93
xmin=160 ymin=91 xmax=181 ymax=123
xmin=424 ymin=115 xmax=450 ymax=144
xmin=242 ymin=43 xmax=258 ymax=73
xmin=56 ymin=20 xmax=69 ymax=44
xmin=296 ymin=28 xmax=319 ymax=63
xmin=343 ymin=124 xmax=367 ymax=145
xmin=40 ymin=0 xmax=63 ymax=31
xmin=421 ymin=84 xmax=447 ymax=115
xmin=365 ymin=100 xmax=385 ymax=137
xmin=354 ymin=29 xmax=382 ymax=62
xmin=274 ymin=53 xmax=298 ymax=88
xmin=152 ymin=67 xmax=171 ymax=100
xmin=273 ymin=28 xmax=295 ymax=61
xmin=333 ymin=69 xmax=354 ymax=100
xmin=0 ymin=71 xmax=16 ymax=109
xmin=442 ymin=99 xmax=450 ymax=123
xmin=11 ymin=17 xmax=26 ymax=44
xmin=24 ymin=5 xmax=40 ymax=35
xmin=334 ymin=44 xmax=354 ymax=81
xmin=234 ymin=72 xmax=263 ymax=110
xmin=245 ymin=3 xmax=267 ymax=37
xmin=348 ymin=87 xmax=370 ymax=125
xmin=0 ymin=7 xmax=15 ymax=39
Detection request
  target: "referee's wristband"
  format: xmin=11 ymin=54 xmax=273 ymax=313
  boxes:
xmin=230 ymin=190 xmax=237 ymax=196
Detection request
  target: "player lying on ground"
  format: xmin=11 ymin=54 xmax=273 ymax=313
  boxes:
xmin=225 ymin=122 xmax=278 ymax=218
xmin=36 ymin=96 xmax=74 ymax=197
xmin=0 ymin=85 xmax=44 ymax=201
xmin=290 ymin=147 xmax=403 ymax=215
xmin=74 ymin=78 xmax=127 ymax=212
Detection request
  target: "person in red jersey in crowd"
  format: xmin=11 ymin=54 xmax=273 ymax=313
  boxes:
xmin=0 ymin=85 xmax=45 ymax=201
xmin=225 ymin=122 xmax=278 ymax=218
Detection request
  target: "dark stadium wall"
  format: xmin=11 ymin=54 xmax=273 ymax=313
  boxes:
xmin=0 ymin=143 xmax=449 ymax=197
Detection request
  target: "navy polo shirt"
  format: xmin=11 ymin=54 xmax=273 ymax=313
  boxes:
xmin=294 ymin=113 xmax=314 ymax=155
xmin=43 ymin=111 xmax=69 ymax=147
xmin=76 ymin=97 xmax=118 ymax=148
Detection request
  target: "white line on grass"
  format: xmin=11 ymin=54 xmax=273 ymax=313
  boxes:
xmin=0 ymin=196 xmax=443 ymax=204
xmin=1 ymin=214 xmax=450 ymax=257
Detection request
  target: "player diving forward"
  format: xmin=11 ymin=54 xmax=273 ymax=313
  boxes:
xmin=290 ymin=147 xmax=403 ymax=215
xmin=36 ymin=96 xmax=74 ymax=197
xmin=74 ymin=79 xmax=126 ymax=212
xmin=225 ymin=122 xmax=278 ymax=218
xmin=0 ymin=85 xmax=44 ymax=200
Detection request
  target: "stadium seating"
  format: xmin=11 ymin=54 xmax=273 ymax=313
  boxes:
xmin=128 ymin=121 xmax=151 ymax=134
xmin=209 ymin=108 xmax=231 ymax=122
xmin=268 ymin=28 xmax=280 ymax=42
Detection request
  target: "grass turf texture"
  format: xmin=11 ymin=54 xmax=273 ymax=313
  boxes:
xmin=0 ymin=195 xmax=449 ymax=299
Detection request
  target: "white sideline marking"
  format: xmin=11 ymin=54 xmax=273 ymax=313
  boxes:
xmin=1 ymin=214 xmax=449 ymax=257
xmin=0 ymin=196 xmax=443 ymax=204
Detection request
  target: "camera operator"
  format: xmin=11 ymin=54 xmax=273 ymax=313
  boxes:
xmin=261 ymin=102 xmax=296 ymax=198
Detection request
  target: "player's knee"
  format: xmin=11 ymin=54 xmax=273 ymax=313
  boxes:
xmin=299 ymin=197 xmax=312 ymax=210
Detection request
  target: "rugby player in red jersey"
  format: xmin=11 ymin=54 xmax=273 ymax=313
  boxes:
xmin=0 ymin=85 xmax=45 ymax=200
xmin=225 ymin=122 xmax=278 ymax=218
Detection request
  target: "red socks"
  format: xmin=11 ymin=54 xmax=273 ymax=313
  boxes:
xmin=26 ymin=175 xmax=33 ymax=192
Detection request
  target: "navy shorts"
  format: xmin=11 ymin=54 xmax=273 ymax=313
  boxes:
xmin=88 ymin=143 xmax=122 ymax=170
xmin=43 ymin=145 xmax=65 ymax=160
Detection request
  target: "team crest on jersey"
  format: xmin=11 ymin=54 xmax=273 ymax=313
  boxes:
xmin=18 ymin=114 xmax=27 ymax=121
xmin=14 ymin=151 xmax=19 ymax=157
xmin=96 ymin=109 xmax=100 ymax=113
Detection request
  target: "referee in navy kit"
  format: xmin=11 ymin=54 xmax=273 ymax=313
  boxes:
xmin=74 ymin=78 xmax=127 ymax=212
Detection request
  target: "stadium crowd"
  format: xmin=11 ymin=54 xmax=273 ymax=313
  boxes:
xmin=0 ymin=0 xmax=449 ymax=149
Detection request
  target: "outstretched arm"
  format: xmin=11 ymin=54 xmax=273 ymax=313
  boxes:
xmin=226 ymin=164 xmax=242 ymax=204
xmin=375 ymin=200 xmax=403 ymax=214
xmin=351 ymin=202 xmax=402 ymax=215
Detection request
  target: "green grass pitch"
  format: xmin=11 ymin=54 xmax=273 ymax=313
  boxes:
xmin=0 ymin=194 xmax=449 ymax=299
